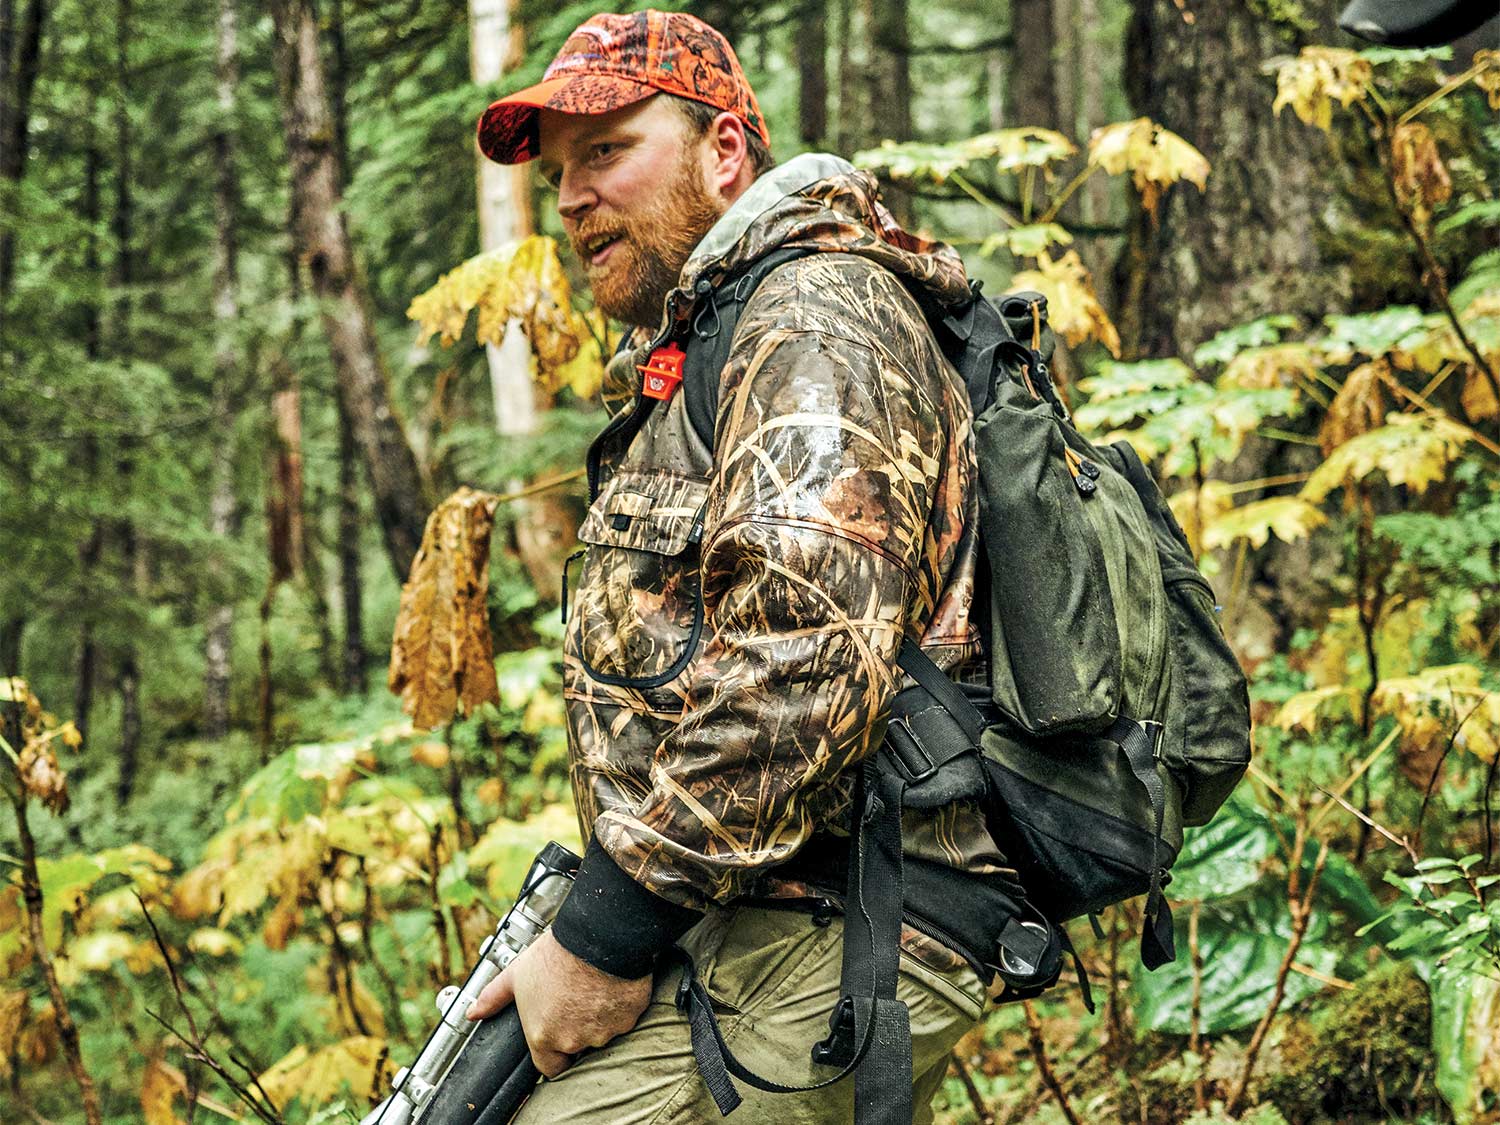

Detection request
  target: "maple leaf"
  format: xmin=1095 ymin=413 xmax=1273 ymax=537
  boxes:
xmin=1008 ymin=251 xmax=1121 ymax=356
xmin=1462 ymin=367 xmax=1499 ymax=422
xmin=1167 ymin=480 xmax=1233 ymax=558
xmin=1202 ymin=495 xmax=1328 ymax=552
xmin=406 ymin=235 xmax=604 ymax=398
xmin=1087 ymin=118 xmax=1209 ymax=219
xmin=257 ymin=1036 xmax=394 ymax=1112
xmin=1220 ymin=343 xmax=1321 ymax=390
xmin=1302 ymin=411 xmax=1470 ymax=501
xmin=1391 ymin=121 xmax=1452 ymax=228
xmin=1319 ymin=359 xmax=1393 ymax=455
xmin=1269 ymin=47 xmax=1373 ymax=132
xmin=1372 ymin=664 xmax=1500 ymax=777
xmin=388 ymin=487 xmax=503 ymax=730
xmin=853 ymin=128 xmax=1077 ymax=184
xmin=979 ymin=223 xmax=1073 ymax=259
xmin=1474 ymin=49 xmax=1500 ymax=112
xmin=1273 ymin=685 xmax=1356 ymax=733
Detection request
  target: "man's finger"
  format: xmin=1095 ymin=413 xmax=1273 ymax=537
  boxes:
xmin=531 ymin=1046 xmax=573 ymax=1079
xmin=466 ymin=967 xmax=515 ymax=1020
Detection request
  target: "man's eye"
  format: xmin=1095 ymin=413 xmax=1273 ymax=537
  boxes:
xmin=590 ymin=143 xmax=619 ymax=161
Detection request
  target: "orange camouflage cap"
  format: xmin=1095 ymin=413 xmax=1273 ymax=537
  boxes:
xmin=476 ymin=10 xmax=769 ymax=166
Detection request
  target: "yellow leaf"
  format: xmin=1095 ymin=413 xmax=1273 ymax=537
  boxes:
xmin=1373 ymin=665 xmax=1499 ymax=765
xmin=0 ymin=991 xmax=26 ymax=1080
xmin=1221 ymin=343 xmax=1321 ymax=391
xmin=1391 ymin=121 xmax=1452 ymax=227
xmin=1167 ymin=480 xmax=1233 ymax=557
xmin=187 ymin=928 xmax=242 ymax=957
xmin=1319 ymin=359 xmax=1392 ymax=455
xmin=54 ymin=931 xmax=134 ymax=986
xmin=388 ymin=487 xmax=503 ymax=730
xmin=1302 ymin=412 xmax=1470 ymax=501
xmin=407 ymin=236 xmax=590 ymax=392
xmin=410 ymin=740 xmax=450 ymax=769
xmin=1008 ymin=251 xmax=1121 ymax=356
xmin=1087 ymin=118 xmax=1209 ymax=218
xmin=1269 ymin=47 xmax=1372 ymax=132
xmin=1273 ymin=686 xmax=1355 ymax=733
xmin=1473 ymin=49 xmax=1500 ymax=112
xmin=256 ymin=1036 xmax=393 ymax=1111
xmin=141 ymin=1052 xmax=189 ymax=1125
xmin=1462 ymin=367 xmax=1499 ymax=422
xmin=1202 ymin=495 xmax=1328 ymax=552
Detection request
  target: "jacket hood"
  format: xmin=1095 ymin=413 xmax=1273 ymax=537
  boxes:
xmin=678 ymin=153 xmax=972 ymax=312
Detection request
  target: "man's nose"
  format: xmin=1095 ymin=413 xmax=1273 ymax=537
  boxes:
xmin=556 ymin=170 xmax=596 ymax=223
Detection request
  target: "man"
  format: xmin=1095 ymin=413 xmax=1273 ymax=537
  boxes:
xmin=467 ymin=11 xmax=1013 ymax=1121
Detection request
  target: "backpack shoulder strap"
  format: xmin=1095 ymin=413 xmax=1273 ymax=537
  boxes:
xmin=681 ymin=246 xmax=823 ymax=452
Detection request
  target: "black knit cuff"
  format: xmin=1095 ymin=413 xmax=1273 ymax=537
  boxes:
xmin=549 ymin=838 xmax=703 ymax=979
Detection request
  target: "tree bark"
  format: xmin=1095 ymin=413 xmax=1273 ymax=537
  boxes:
xmin=865 ymin=0 xmax=913 ymax=224
xmin=832 ymin=0 xmax=860 ymax=156
xmin=271 ymin=0 xmax=429 ymax=581
xmin=204 ymin=0 xmax=241 ymax=739
xmin=1116 ymin=0 xmax=1352 ymax=359
xmin=1009 ymin=0 xmax=1058 ymax=130
xmin=338 ymin=402 xmax=367 ymax=694
xmin=796 ymin=0 xmax=827 ymax=147
xmin=0 ymin=0 xmax=44 ymax=298
xmin=114 ymin=0 xmax=141 ymax=803
xmin=76 ymin=55 xmax=103 ymax=745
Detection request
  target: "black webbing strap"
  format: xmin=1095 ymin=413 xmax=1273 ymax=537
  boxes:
xmin=682 ymin=246 xmax=823 ymax=452
xmin=1107 ymin=714 xmax=1175 ymax=969
xmin=895 ymin=638 xmax=988 ymax=745
xmin=671 ymin=756 xmax=912 ymax=1121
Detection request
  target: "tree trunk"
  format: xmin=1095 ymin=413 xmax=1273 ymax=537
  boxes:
xmin=204 ymin=0 xmax=241 ymax=739
xmin=114 ymin=0 xmax=141 ymax=802
xmin=1117 ymin=0 xmax=1352 ymax=359
xmin=832 ymin=0 xmax=859 ymax=156
xmin=1009 ymin=0 xmax=1058 ymax=129
xmin=0 ymin=617 xmax=22 ymax=677
xmin=796 ymin=0 xmax=827 ymax=147
xmin=470 ymin=0 xmax=537 ymax=440
xmin=338 ymin=402 xmax=367 ymax=694
xmin=865 ymin=0 xmax=913 ymax=224
xmin=271 ymin=0 xmax=429 ymax=581
xmin=76 ymin=55 xmax=103 ymax=745
xmin=0 ymin=0 xmax=44 ymax=298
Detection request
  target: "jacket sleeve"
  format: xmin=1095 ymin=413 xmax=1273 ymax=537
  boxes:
xmin=549 ymin=257 xmax=963 ymax=975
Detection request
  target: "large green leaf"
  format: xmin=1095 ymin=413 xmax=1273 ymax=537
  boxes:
xmin=1168 ymin=794 xmax=1278 ymax=903
xmin=1133 ymin=892 xmax=1338 ymax=1035
xmin=1430 ymin=961 xmax=1500 ymax=1124
xmin=1193 ymin=315 xmax=1302 ymax=367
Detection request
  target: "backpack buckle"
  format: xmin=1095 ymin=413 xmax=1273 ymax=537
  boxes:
xmin=883 ymin=713 xmax=940 ymax=784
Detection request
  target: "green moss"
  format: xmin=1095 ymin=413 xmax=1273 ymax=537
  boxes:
xmin=1259 ymin=961 xmax=1445 ymax=1123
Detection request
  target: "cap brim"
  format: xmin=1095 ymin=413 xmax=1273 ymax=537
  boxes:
xmin=477 ymin=75 xmax=658 ymax=165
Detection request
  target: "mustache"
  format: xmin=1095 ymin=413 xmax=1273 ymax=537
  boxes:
xmin=569 ymin=223 xmax=627 ymax=253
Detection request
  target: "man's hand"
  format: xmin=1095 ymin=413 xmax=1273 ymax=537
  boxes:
xmin=467 ymin=928 xmax=653 ymax=1078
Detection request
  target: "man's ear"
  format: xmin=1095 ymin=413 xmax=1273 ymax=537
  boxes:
xmin=702 ymin=111 xmax=752 ymax=200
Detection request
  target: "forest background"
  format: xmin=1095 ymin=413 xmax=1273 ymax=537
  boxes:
xmin=3 ymin=0 xmax=1500 ymax=1122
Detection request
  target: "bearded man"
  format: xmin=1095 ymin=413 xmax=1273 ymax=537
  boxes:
xmin=466 ymin=11 xmax=1012 ymax=1123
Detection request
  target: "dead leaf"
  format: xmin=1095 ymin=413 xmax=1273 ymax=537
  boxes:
xmin=1319 ymin=359 xmax=1392 ymax=454
xmin=1391 ymin=121 xmax=1452 ymax=227
xmin=388 ymin=487 xmax=503 ymax=730
xmin=0 ymin=991 xmax=27 ymax=1080
xmin=17 ymin=740 xmax=69 ymax=815
xmin=1269 ymin=47 xmax=1372 ymax=132
xmin=256 ymin=1036 xmax=393 ymax=1111
xmin=1008 ymin=251 xmax=1122 ymax=356
xmin=1474 ymin=50 xmax=1500 ymax=112
xmin=1088 ymin=118 xmax=1209 ymax=219
xmin=141 ymin=1050 xmax=189 ymax=1125
xmin=410 ymin=740 xmax=451 ymax=769
xmin=1462 ymin=367 xmax=1499 ymax=421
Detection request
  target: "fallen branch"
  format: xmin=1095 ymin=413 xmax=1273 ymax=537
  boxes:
xmin=949 ymin=1052 xmax=995 ymax=1125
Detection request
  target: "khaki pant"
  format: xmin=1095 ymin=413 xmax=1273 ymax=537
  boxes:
xmin=514 ymin=905 xmax=987 ymax=1124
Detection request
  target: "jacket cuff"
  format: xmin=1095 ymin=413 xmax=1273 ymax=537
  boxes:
xmin=549 ymin=838 xmax=703 ymax=979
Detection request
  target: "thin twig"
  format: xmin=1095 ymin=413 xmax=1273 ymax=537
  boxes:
xmin=1189 ymin=902 xmax=1207 ymax=1112
xmin=1022 ymin=1001 xmax=1082 ymax=1125
xmin=1227 ymin=836 xmax=1329 ymax=1115
xmin=949 ymin=1052 xmax=996 ymax=1125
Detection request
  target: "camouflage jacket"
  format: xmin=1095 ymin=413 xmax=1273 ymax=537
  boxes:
xmin=548 ymin=155 xmax=1010 ymax=979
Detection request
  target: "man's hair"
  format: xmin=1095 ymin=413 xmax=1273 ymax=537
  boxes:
xmin=671 ymin=96 xmax=776 ymax=177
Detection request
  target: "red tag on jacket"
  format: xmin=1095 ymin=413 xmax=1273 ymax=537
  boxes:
xmin=638 ymin=342 xmax=686 ymax=401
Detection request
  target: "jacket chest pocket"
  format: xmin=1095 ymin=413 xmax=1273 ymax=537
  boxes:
xmin=569 ymin=471 xmax=711 ymax=689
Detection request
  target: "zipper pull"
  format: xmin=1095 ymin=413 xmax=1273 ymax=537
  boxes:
xmin=1063 ymin=446 xmax=1097 ymax=496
